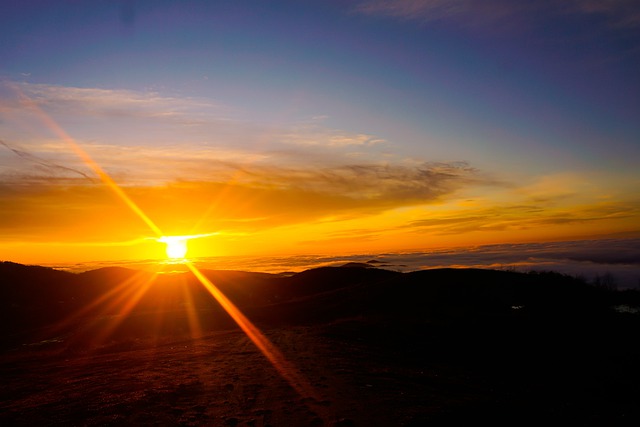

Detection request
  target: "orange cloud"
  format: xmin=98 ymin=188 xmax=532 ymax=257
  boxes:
xmin=0 ymin=160 xmax=480 ymax=240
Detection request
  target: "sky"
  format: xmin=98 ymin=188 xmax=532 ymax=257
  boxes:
xmin=0 ymin=0 xmax=639 ymax=265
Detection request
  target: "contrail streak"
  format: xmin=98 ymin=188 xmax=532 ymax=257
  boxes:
xmin=0 ymin=139 xmax=95 ymax=181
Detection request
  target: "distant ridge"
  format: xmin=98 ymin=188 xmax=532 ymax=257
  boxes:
xmin=0 ymin=260 xmax=73 ymax=278
xmin=1 ymin=261 xmax=639 ymax=351
xmin=339 ymin=262 xmax=376 ymax=268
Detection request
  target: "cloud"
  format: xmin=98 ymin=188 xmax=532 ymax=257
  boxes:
xmin=61 ymin=237 xmax=640 ymax=289
xmin=0 ymin=81 xmax=401 ymax=192
xmin=354 ymin=0 xmax=640 ymax=30
xmin=0 ymin=159 xmax=483 ymax=244
xmin=402 ymin=200 xmax=639 ymax=236
xmin=200 ymin=235 xmax=638 ymax=289
xmin=356 ymin=0 xmax=534 ymax=28
xmin=279 ymin=124 xmax=385 ymax=147
xmin=0 ymin=82 xmax=390 ymax=156
xmin=239 ymin=161 xmax=478 ymax=202
xmin=4 ymin=82 xmax=636 ymax=259
xmin=1 ymin=82 xmax=484 ymax=234
xmin=571 ymin=0 xmax=640 ymax=29
xmin=355 ymin=0 xmax=516 ymax=26
xmin=0 ymin=139 xmax=95 ymax=182
xmin=7 ymin=82 xmax=222 ymax=121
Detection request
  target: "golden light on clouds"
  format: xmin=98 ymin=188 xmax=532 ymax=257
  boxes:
xmin=0 ymin=82 xmax=639 ymax=266
xmin=0 ymin=166 xmax=638 ymax=265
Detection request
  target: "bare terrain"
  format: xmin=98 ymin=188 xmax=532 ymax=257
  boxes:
xmin=1 ymin=262 xmax=640 ymax=426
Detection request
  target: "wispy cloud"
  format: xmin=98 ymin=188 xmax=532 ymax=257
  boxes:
xmin=237 ymin=161 xmax=478 ymax=202
xmin=571 ymin=0 xmax=640 ymax=29
xmin=355 ymin=0 xmax=520 ymax=27
xmin=1 ymin=82 xmax=390 ymax=157
xmin=402 ymin=201 xmax=639 ymax=236
xmin=279 ymin=123 xmax=385 ymax=147
xmin=6 ymin=82 xmax=223 ymax=122
xmin=0 ymin=139 xmax=95 ymax=182
xmin=0 ymin=158 xmax=485 ymax=245
xmin=0 ymin=82 xmax=486 ymax=238
xmin=351 ymin=0 xmax=547 ymax=24
xmin=355 ymin=0 xmax=640 ymax=31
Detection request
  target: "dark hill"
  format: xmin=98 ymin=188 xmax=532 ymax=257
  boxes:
xmin=339 ymin=262 xmax=376 ymax=268
xmin=252 ymin=267 xmax=615 ymax=323
xmin=0 ymin=261 xmax=75 ymax=288
xmin=1 ymin=262 xmax=638 ymax=351
xmin=0 ymin=262 xmax=81 ymax=336
xmin=77 ymin=266 xmax=143 ymax=283
xmin=280 ymin=266 xmax=399 ymax=298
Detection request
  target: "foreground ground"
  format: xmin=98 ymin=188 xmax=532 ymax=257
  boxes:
xmin=3 ymin=317 xmax=640 ymax=426
xmin=1 ymin=264 xmax=640 ymax=425
xmin=2 ymin=323 xmax=456 ymax=426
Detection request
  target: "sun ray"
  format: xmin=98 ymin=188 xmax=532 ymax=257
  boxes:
xmin=70 ymin=274 xmax=157 ymax=346
xmin=186 ymin=262 xmax=320 ymax=402
xmin=181 ymin=278 xmax=204 ymax=339
xmin=11 ymin=83 xmax=321 ymax=408
xmin=85 ymin=272 xmax=159 ymax=348
xmin=9 ymin=83 xmax=163 ymax=237
xmin=48 ymin=268 xmax=157 ymax=337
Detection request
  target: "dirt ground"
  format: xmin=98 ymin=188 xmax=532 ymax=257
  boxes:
xmin=1 ymin=324 xmax=435 ymax=426
xmin=3 ymin=266 xmax=640 ymax=426
xmin=3 ymin=317 xmax=640 ymax=426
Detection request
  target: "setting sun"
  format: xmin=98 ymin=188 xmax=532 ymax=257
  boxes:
xmin=154 ymin=233 xmax=219 ymax=262
xmin=159 ymin=237 xmax=188 ymax=259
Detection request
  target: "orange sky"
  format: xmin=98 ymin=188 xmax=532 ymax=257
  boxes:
xmin=0 ymin=83 xmax=637 ymax=265
xmin=1 ymin=162 xmax=637 ymax=265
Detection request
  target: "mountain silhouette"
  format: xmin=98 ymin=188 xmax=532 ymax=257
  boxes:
xmin=2 ymin=261 xmax=640 ymax=424
xmin=1 ymin=261 xmax=638 ymax=347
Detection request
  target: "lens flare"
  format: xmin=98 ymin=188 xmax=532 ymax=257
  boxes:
xmin=13 ymin=83 xmax=323 ymax=417
xmin=157 ymin=233 xmax=218 ymax=260
xmin=166 ymin=239 xmax=187 ymax=259
xmin=164 ymin=238 xmax=188 ymax=259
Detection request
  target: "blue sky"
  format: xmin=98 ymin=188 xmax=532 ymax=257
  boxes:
xmin=3 ymin=1 xmax=638 ymax=163
xmin=1 ymin=1 xmax=639 ymax=263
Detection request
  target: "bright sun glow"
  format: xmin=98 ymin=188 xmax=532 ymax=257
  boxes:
xmin=159 ymin=237 xmax=188 ymax=259
xmin=157 ymin=233 xmax=218 ymax=260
